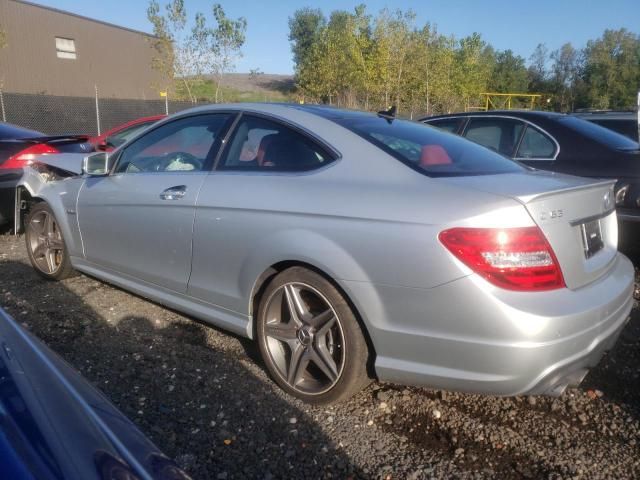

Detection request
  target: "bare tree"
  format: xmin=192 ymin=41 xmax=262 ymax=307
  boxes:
xmin=209 ymin=4 xmax=247 ymax=103
xmin=147 ymin=0 xmax=205 ymax=102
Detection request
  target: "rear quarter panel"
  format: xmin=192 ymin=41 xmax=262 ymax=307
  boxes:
xmin=187 ymin=111 xmax=531 ymax=323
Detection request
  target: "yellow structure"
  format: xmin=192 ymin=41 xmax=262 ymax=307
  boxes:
xmin=470 ymin=93 xmax=543 ymax=111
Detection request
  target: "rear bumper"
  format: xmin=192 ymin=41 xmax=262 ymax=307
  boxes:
xmin=524 ymin=316 xmax=626 ymax=395
xmin=343 ymin=253 xmax=634 ymax=396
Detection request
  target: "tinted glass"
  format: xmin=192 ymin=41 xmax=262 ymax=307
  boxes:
xmin=463 ymin=117 xmax=524 ymax=156
xmin=340 ymin=116 xmax=524 ymax=176
xmin=0 ymin=122 xmax=43 ymax=140
xmin=559 ymin=116 xmax=639 ymax=151
xmin=115 ymin=114 xmax=230 ymax=174
xmin=221 ymin=116 xmax=332 ymax=171
xmin=425 ymin=118 xmax=462 ymax=133
xmin=516 ymin=126 xmax=556 ymax=159
xmin=107 ymin=121 xmax=156 ymax=148
xmin=589 ymin=119 xmax=638 ymax=141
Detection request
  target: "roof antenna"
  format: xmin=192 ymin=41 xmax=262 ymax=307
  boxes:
xmin=377 ymin=105 xmax=396 ymax=122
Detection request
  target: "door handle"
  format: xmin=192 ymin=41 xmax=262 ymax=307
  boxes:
xmin=160 ymin=185 xmax=187 ymax=200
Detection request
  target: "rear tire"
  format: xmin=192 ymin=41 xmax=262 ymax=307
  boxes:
xmin=256 ymin=267 xmax=371 ymax=404
xmin=25 ymin=203 xmax=75 ymax=280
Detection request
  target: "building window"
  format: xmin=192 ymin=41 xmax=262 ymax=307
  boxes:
xmin=55 ymin=37 xmax=76 ymax=59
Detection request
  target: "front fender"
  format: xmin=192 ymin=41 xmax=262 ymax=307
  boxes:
xmin=17 ymin=168 xmax=84 ymax=257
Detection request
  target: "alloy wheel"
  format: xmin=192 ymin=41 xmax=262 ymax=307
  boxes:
xmin=28 ymin=210 xmax=64 ymax=275
xmin=262 ymin=282 xmax=346 ymax=395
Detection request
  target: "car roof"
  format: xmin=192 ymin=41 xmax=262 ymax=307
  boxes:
xmin=0 ymin=121 xmax=44 ymax=140
xmin=173 ymin=102 xmax=382 ymax=122
xmin=571 ymin=111 xmax=637 ymax=121
xmin=421 ymin=110 xmax=566 ymax=122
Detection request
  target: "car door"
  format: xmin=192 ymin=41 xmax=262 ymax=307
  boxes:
xmin=462 ymin=116 xmax=525 ymax=157
xmin=77 ymin=113 xmax=233 ymax=293
xmin=187 ymin=114 xmax=336 ymax=312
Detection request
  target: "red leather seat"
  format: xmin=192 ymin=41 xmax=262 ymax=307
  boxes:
xmin=255 ymin=134 xmax=278 ymax=166
xmin=420 ymin=144 xmax=452 ymax=166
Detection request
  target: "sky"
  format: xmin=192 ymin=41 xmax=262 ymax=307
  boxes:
xmin=34 ymin=0 xmax=640 ymax=74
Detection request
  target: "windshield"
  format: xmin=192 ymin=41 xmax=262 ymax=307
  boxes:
xmin=339 ymin=116 xmax=525 ymax=176
xmin=108 ymin=121 xmax=156 ymax=148
xmin=559 ymin=116 xmax=639 ymax=151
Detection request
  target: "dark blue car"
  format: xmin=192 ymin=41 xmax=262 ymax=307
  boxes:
xmin=0 ymin=307 xmax=189 ymax=479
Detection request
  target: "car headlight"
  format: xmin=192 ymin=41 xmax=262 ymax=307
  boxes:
xmin=616 ymin=185 xmax=629 ymax=206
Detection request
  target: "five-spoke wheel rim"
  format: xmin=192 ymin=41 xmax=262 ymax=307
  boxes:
xmin=262 ymin=282 xmax=346 ymax=395
xmin=28 ymin=210 xmax=64 ymax=274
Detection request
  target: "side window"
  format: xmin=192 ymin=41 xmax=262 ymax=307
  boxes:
xmin=516 ymin=126 xmax=557 ymax=159
xmin=425 ymin=118 xmax=463 ymax=133
xmin=463 ymin=117 xmax=524 ymax=157
xmin=115 ymin=114 xmax=230 ymax=173
xmin=220 ymin=115 xmax=333 ymax=171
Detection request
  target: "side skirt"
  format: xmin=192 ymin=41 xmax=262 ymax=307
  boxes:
xmin=71 ymin=257 xmax=253 ymax=339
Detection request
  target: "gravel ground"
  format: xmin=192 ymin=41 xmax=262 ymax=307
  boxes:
xmin=1 ymin=232 xmax=639 ymax=479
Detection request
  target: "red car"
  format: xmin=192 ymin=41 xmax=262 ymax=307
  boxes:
xmin=89 ymin=115 xmax=165 ymax=152
xmin=0 ymin=122 xmax=91 ymax=228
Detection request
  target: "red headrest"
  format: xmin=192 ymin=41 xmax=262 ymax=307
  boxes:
xmin=420 ymin=144 xmax=452 ymax=166
xmin=256 ymin=134 xmax=277 ymax=166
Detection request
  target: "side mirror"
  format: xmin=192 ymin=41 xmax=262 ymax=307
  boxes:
xmin=97 ymin=140 xmax=109 ymax=151
xmin=82 ymin=152 xmax=112 ymax=176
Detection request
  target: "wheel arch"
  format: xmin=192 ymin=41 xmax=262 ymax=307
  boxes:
xmin=15 ymin=186 xmax=45 ymax=234
xmin=17 ymin=180 xmax=82 ymax=257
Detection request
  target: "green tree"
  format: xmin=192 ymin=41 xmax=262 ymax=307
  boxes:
xmin=452 ymin=33 xmax=492 ymax=110
xmin=288 ymin=8 xmax=326 ymax=70
xmin=550 ymin=42 xmax=579 ymax=111
xmin=581 ymin=28 xmax=640 ymax=109
xmin=528 ymin=43 xmax=549 ymax=93
xmin=490 ymin=49 xmax=529 ymax=93
xmin=373 ymin=8 xmax=417 ymax=113
xmin=289 ymin=6 xmax=640 ymax=116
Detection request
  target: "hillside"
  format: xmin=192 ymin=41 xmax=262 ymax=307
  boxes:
xmin=184 ymin=73 xmax=296 ymax=103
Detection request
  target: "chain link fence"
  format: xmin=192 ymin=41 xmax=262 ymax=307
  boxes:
xmin=0 ymin=89 xmax=197 ymax=135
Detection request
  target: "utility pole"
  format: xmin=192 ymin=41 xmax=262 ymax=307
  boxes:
xmin=161 ymin=90 xmax=168 ymax=115
xmin=94 ymin=85 xmax=101 ymax=135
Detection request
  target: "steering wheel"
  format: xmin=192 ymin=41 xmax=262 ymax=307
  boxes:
xmin=155 ymin=152 xmax=202 ymax=172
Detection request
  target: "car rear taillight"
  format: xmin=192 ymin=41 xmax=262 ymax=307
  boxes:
xmin=0 ymin=143 xmax=60 ymax=169
xmin=439 ymin=226 xmax=565 ymax=291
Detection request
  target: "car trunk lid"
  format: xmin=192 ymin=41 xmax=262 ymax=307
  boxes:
xmin=440 ymin=170 xmax=618 ymax=290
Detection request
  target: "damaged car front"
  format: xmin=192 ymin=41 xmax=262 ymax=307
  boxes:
xmin=14 ymin=152 xmax=93 ymax=235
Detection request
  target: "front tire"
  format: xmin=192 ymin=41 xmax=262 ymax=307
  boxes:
xmin=25 ymin=203 xmax=75 ymax=280
xmin=257 ymin=267 xmax=371 ymax=404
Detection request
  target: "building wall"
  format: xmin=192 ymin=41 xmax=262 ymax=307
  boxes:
xmin=0 ymin=0 xmax=163 ymax=99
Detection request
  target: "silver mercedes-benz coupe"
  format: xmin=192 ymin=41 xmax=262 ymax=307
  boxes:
xmin=17 ymin=104 xmax=634 ymax=404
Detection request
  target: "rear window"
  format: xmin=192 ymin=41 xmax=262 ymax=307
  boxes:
xmin=588 ymin=119 xmax=639 ymax=141
xmin=0 ymin=123 xmax=43 ymax=140
xmin=559 ymin=116 xmax=639 ymax=151
xmin=424 ymin=117 xmax=463 ymax=133
xmin=339 ymin=117 xmax=524 ymax=176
